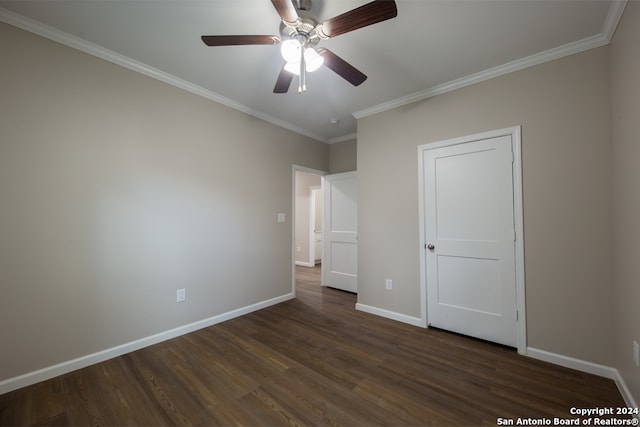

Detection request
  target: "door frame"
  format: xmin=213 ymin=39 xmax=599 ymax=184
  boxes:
xmin=292 ymin=165 xmax=327 ymax=296
xmin=417 ymin=126 xmax=527 ymax=354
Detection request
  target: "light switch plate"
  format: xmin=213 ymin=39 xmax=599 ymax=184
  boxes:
xmin=277 ymin=213 xmax=285 ymax=223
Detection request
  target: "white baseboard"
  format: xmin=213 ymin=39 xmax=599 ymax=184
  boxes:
xmin=0 ymin=292 xmax=294 ymax=396
xmin=527 ymin=347 xmax=618 ymax=378
xmin=346 ymin=307 xmax=640 ymax=409
xmin=3 ymin=299 xmax=637 ymax=412
xmin=527 ymin=347 xmax=638 ymax=409
xmin=355 ymin=303 xmax=425 ymax=327
xmin=295 ymin=260 xmax=315 ymax=267
xmin=614 ymin=371 xmax=639 ymax=410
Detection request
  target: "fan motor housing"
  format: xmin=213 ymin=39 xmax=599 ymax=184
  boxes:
xmin=279 ymin=10 xmax=320 ymax=46
xmin=292 ymin=0 xmax=312 ymax=11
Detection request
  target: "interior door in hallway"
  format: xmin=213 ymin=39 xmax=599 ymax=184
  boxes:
xmin=322 ymin=171 xmax=357 ymax=293
xmin=423 ymin=134 xmax=517 ymax=347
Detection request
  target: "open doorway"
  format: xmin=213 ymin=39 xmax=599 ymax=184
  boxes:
xmin=310 ymin=186 xmax=322 ymax=266
xmin=293 ymin=166 xmax=326 ymax=292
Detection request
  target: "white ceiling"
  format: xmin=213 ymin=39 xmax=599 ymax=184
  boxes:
xmin=0 ymin=0 xmax=626 ymax=143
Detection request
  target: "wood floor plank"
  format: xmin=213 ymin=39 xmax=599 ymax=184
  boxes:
xmin=0 ymin=265 xmax=630 ymax=426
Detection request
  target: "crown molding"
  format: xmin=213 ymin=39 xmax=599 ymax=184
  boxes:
xmin=0 ymin=7 xmax=329 ymax=144
xmin=328 ymin=133 xmax=357 ymax=144
xmin=1 ymin=0 xmax=627 ymax=142
xmin=602 ymin=0 xmax=628 ymax=41
xmin=354 ymin=0 xmax=628 ymax=120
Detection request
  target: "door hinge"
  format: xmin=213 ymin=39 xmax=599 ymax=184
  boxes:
xmin=516 ymin=309 xmax=519 ymax=321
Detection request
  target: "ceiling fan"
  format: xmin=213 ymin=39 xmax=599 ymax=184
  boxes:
xmin=201 ymin=0 xmax=398 ymax=94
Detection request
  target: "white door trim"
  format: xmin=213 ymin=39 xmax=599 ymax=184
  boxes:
xmin=417 ymin=126 xmax=527 ymax=354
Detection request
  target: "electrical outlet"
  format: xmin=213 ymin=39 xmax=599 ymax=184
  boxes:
xmin=634 ymin=341 xmax=639 ymax=367
xmin=176 ymin=288 xmax=186 ymax=303
xmin=385 ymin=279 xmax=393 ymax=290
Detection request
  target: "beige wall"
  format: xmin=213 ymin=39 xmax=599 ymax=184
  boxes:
xmin=329 ymin=139 xmax=357 ymax=173
xmin=358 ymin=47 xmax=614 ymax=366
xmin=611 ymin=1 xmax=640 ymax=402
xmin=0 ymin=22 xmax=328 ymax=382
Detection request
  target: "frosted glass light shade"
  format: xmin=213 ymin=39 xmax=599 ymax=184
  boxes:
xmin=304 ymin=48 xmax=324 ymax=72
xmin=284 ymin=47 xmax=324 ymax=75
xmin=280 ymin=39 xmax=302 ymax=63
xmin=284 ymin=61 xmax=301 ymax=75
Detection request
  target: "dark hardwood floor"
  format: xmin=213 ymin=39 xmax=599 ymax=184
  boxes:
xmin=0 ymin=265 xmax=629 ymax=426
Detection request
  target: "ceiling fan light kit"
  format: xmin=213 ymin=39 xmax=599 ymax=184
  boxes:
xmin=201 ymin=0 xmax=397 ymax=94
xmin=283 ymin=49 xmax=323 ymax=75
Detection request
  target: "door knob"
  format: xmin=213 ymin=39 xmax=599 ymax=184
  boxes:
xmin=427 ymin=244 xmax=435 ymax=250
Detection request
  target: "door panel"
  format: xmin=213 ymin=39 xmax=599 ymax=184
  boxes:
xmin=322 ymin=172 xmax=357 ymax=293
xmin=425 ymin=135 xmax=516 ymax=347
xmin=436 ymin=256 xmax=501 ymax=315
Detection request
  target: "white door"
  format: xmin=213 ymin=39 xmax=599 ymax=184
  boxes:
xmin=322 ymin=172 xmax=357 ymax=293
xmin=424 ymin=135 xmax=517 ymax=347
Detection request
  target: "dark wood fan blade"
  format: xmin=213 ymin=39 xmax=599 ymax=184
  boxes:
xmin=273 ymin=64 xmax=294 ymax=93
xmin=318 ymin=48 xmax=367 ymax=86
xmin=318 ymin=0 xmax=397 ymax=39
xmin=270 ymin=0 xmax=300 ymax=26
xmin=201 ymin=35 xmax=280 ymax=46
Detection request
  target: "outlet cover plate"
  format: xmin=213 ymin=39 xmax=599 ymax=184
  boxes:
xmin=177 ymin=288 xmax=186 ymax=303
